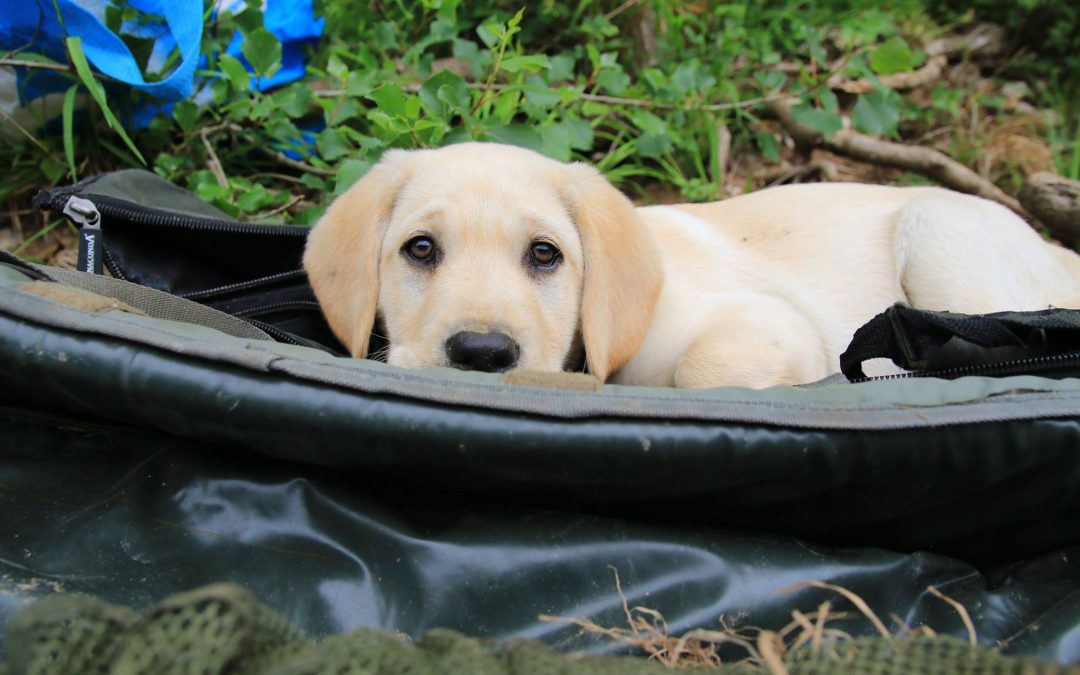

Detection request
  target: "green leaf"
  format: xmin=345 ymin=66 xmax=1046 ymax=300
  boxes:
xmin=327 ymin=54 xmax=349 ymax=81
xmin=627 ymin=110 xmax=667 ymax=136
xmin=334 ymin=158 xmax=372 ymax=195
xmin=596 ymin=67 xmax=630 ymax=96
xmin=485 ymin=124 xmax=544 ymax=152
xmin=317 ymin=129 xmax=352 ymax=161
xmin=507 ymin=7 xmax=525 ymax=29
xmin=300 ymin=174 xmax=327 ymax=191
xmin=65 ymin=37 xmax=146 ymax=165
xmin=273 ymin=84 xmax=311 ymax=118
xmin=236 ymin=183 xmax=277 ymax=213
xmin=870 ymin=36 xmax=915 ymax=75
xmin=367 ymin=83 xmax=407 ymax=117
xmin=62 ymin=84 xmax=78 ymax=181
xmin=374 ymin=22 xmax=398 ymax=50
xmin=521 ymin=80 xmax=560 ymax=108
xmin=755 ymin=70 xmax=786 ymax=91
xmin=154 ymin=153 xmax=183 ymax=178
xmin=671 ymin=61 xmax=716 ymax=94
xmin=585 ymin=44 xmax=601 ymax=70
xmin=40 ymin=156 xmax=66 ymax=183
xmin=561 ymin=117 xmax=594 ymax=150
xmin=817 ymin=84 xmax=839 ymax=114
xmin=790 ymin=104 xmax=843 ymax=139
xmin=334 ymin=98 xmax=365 ymax=124
xmin=241 ymin=28 xmax=282 ymax=77
xmin=501 ymin=54 xmax=550 ymax=74
xmin=173 ymin=100 xmax=199 ymax=132
xmin=219 ymin=54 xmax=251 ymax=90
xmin=539 ymin=124 xmax=571 ymax=161
xmin=755 ymin=131 xmax=781 ymax=163
xmin=546 ymin=53 xmax=575 ymax=82
xmin=636 ymin=133 xmax=672 ymax=159
xmin=420 ymin=70 xmax=470 ymax=116
xmin=346 ymin=70 xmax=377 ymax=97
xmin=476 ymin=23 xmax=499 ymax=49
xmin=852 ymin=89 xmax=901 ymax=137
xmin=233 ymin=6 xmax=265 ymax=34
xmin=252 ymin=95 xmax=275 ymax=120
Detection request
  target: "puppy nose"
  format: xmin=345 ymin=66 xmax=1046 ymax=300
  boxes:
xmin=446 ymin=331 xmax=520 ymax=372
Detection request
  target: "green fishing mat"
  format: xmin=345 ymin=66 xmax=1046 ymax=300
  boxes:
xmin=4 ymin=583 xmax=1078 ymax=674
xmin=2 ymin=170 xmax=1080 ymax=672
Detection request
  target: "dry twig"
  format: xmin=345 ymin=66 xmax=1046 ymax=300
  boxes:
xmin=200 ymin=128 xmax=228 ymax=188
xmin=255 ymin=194 xmax=303 ymax=220
xmin=829 ymin=55 xmax=948 ymax=94
xmin=1019 ymin=173 xmax=1080 ymax=240
xmin=257 ymin=147 xmax=336 ymax=177
xmin=764 ymin=98 xmax=1030 ymax=220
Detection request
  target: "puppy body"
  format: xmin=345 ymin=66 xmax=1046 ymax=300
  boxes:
xmin=620 ymin=185 xmax=1080 ymax=387
xmin=304 ymin=143 xmax=1080 ymax=388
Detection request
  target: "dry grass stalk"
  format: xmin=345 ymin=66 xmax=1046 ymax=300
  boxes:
xmin=539 ymin=566 xmax=765 ymax=668
xmin=927 ymin=585 xmax=978 ymax=647
xmin=777 ymin=580 xmax=892 ymax=640
xmin=540 ymin=571 xmax=992 ymax=671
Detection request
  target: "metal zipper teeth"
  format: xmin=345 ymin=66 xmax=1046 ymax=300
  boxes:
xmin=244 ymin=320 xmax=306 ymax=345
xmin=47 ymin=193 xmax=310 ymax=237
xmin=850 ymin=351 xmax=1080 ymax=383
xmin=101 ymin=246 xmax=130 ymax=282
xmin=233 ymin=301 xmax=323 ymax=317
xmin=180 ymin=269 xmax=309 ymax=300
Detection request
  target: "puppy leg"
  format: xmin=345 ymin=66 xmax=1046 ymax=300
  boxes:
xmin=673 ymin=295 xmax=828 ymax=389
xmin=894 ymin=193 xmax=1080 ymax=313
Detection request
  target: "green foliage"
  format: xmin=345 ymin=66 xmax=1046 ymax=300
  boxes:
xmin=1 ymin=0 xmax=1078 ymax=228
xmin=65 ymin=36 xmax=146 ymax=165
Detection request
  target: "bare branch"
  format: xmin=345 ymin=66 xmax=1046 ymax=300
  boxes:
xmin=829 ymin=55 xmax=947 ymax=94
xmin=764 ymin=98 xmax=1030 ymax=220
xmin=199 ymin=128 xmax=228 ymax=188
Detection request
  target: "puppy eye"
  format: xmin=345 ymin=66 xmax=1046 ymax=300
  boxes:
xmin=529 ymin=241 xmax=561 ymax=267
xmin=403 ymin=235 xmax=436 ymax=263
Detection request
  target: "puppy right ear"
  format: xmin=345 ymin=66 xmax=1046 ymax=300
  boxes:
xmin=303 ymin=150 xmax=410 ymax=357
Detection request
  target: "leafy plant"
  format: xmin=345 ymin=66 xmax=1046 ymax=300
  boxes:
xmin=0 ymin=0 xmax=1077 ymax=241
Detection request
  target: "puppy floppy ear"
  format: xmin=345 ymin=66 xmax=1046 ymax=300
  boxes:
xmin=303 ymin=151 xmax=410 ymax=357
xmin=562 ymin=163 xmax=664 ymax=382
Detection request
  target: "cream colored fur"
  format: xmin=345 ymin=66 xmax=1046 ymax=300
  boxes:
xmin=304 ymin=142 xmax=1080 ymax=389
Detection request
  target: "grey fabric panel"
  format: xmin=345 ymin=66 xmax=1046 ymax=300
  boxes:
xmin=22 ymin=264 xmax=272 ymax=342
xmin=75 ymin=170 xmax=236 ymax=221
xmin=3 ymin=262 xmax=1080 ymax=429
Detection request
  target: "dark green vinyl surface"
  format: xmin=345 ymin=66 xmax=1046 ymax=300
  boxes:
xmin=1 ymin=263 xmax=1079 ymax=665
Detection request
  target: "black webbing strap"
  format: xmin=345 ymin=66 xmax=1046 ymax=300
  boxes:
xmin=840 ymin=304 xmax=1080 ymax=380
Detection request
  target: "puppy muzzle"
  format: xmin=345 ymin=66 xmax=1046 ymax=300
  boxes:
xmin=445 ymin=331 xmax=520 ymax=372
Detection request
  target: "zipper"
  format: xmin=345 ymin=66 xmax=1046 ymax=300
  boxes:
xmin=63 ymin=197 xmax=103 ymax=275
xmin=180 ymin=269 xmax=309 ymax=300
xmin=848 ymin=350 xmax=1080 ymax=383
xmin=55 ymin=193 xmax=310 ymax=284
xmin=51 ymin=193 xmax=309 ymax=237
xmin=239 ymin=315 xmax=340 ymax=355
xmin=233 ymin=300 xmax=323 ymax=317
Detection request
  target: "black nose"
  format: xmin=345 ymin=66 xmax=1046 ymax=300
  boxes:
xmin=445 ymin=331 xmax=520 ymax=372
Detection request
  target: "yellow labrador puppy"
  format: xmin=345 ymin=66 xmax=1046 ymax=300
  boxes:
xmin=303 ymin=142 xmax=1080 ymax=388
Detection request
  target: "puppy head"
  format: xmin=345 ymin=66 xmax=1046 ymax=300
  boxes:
xmin=303 ymin=142 xmax=662 ymax=381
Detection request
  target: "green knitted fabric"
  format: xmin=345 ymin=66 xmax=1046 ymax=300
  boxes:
xmin=6 ymin=593 xmax=138 ymax=675
xmin=4 ymin=584 xmax=1078 ymax=675
xmin=786 ymin=636 xmax=1075 ymax=675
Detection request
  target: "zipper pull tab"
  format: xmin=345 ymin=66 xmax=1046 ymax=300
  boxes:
xmin=63 ymin=196 xmax=103 ymax=275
